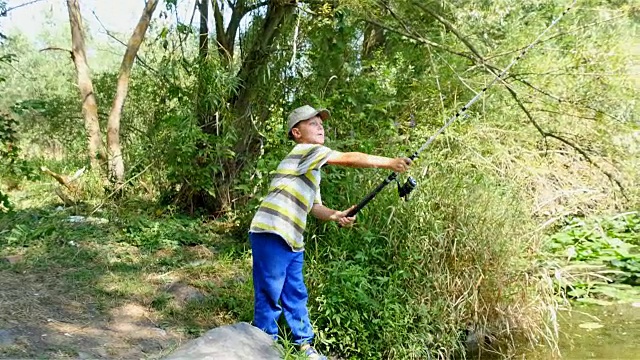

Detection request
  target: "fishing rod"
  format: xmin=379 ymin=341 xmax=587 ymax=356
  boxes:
xmin=345 ymin=0 xmax=577 ymax=218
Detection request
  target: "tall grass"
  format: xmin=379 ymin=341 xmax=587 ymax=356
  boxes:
xmin=304 ymin=152 xmax=560 ymax=359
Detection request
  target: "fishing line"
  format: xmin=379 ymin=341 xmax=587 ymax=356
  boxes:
xmin=345 ymin=0 xmax=578 ymax=218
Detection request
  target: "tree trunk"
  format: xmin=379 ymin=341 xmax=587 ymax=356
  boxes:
xmin=212 ymin=0 xmax=268 ymax=67
xmin=174 ymin=1 xmax=292 ymax=213
xmin=106 ymin=0 xmax=159 ymax=184
xmin=219 ymin=1 xmax=293 ymax=203
xmin=198 ymin=0 xmax=209 ymax=59
xmin=196 ymin=0 xmax=214 ymax=133
xmin=66 ymin=0 xmax=105 ymax=170
xmin=362 ymin=0 xmax=387 ymax=61
xmin=362 ymin=22 xmax=385 ymax=60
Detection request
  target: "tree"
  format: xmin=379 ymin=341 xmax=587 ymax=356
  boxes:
xmin=106 ymin=0 xmax=159 ymax=184
xmin=0 ymin=1 xmax=6 ymax=40
xmin=198 ymin=0 xmax=208 ymax=60
xmin=362 ymin=0 xmax=387 ymax=60
xmin=65 ymin=0 xmax=159 ymax=182
xmin=66 ymin=0 xmax=105 ymax=170
xmin=180 ymin=0 xmax=295 ymax=211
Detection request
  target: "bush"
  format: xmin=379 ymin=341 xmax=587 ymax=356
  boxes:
xmin=305 ymin=159 xmax=554 ymax=359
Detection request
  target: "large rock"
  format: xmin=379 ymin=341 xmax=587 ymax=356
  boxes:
xmin=162 ymin=322 xmax=282 ymax=360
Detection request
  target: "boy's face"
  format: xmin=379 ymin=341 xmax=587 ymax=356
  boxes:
xmin=292 ymin=116 xmax=325 ymax=145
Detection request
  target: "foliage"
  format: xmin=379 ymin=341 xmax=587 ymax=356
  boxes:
xmin=546 ymin=213 xmax=640 ymax=305
xmin=0 ymin=110 xmax=17 ymax=211
xmin=0 ymin=0 xmax=639 ymax=358
xmin=0 ymin=30 xmax=18 ymax=211
xmin=302 ymin=148 xmax=553 ymax=358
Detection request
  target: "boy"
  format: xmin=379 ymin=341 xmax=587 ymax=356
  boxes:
xmin=249 ymin=105 xmax=412 ymax=359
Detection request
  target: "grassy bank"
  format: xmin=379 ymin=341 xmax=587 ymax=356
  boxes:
xmin=0 ymin=185 xmax=255 ymax=359
xmin=1 ymin=158 xmax=560 ymax=359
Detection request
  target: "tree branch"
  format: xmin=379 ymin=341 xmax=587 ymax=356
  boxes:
xmin=412 ymin=0 xmax=485 ymax=61
xmin=504 ymin=84 xmax=626 ymax=196
xmin=39 ymin=46 xmax=73 ymax=56
xmin=485 ymin=14 xmax=626 ymax=61
xmin=2 ymin=0 xmax=44 ymax=16
xmin=244 ymin=1 xmax=269 ymax=14
xmin=381 ymin=0 xmax=627 ymax=197
xmin=212 ymin=0 xmax=226 ymax=47
xmin=412 ymin=5 xmax=619 ymax=125
xmin=369 ymin=2 xmax=505 ymax=70
xmin=361 ymin=17 xmax=476 ymax=62
xmin=513 ymin=77 xmax=623 ymax=122
xmin=91 ymin=11 xmax=158 ymax=75
xmin=198 ymin=0 xmax=209 ymax=59
xmin=379 ymin=0 xmax=410 ymax=34
xmin=531 ymin=107 xmax=599 ymax=121
xmin=0 ymin=53 xmax=29 ymax=79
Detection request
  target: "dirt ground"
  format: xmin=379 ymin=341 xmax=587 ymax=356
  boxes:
xmin=0 ymin=270 xmax=186 ymax=359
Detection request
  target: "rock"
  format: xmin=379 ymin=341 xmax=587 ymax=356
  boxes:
xmin=0 ymin=329 xmax=16 ymax=346
xmin=1 ymin=255 xmax=23 ymax=264
xmin=464 ymin=327 xmax=492 ymax=355
xmin=152 ymin=327 xmax=167 ymax=337
xmin=96 ymin=347 xmax=109 ymax=358
xmin=188 ymin=260 xmax=207 ymax=267
xmin=165 ymin=282 xmax=205 ymax=306
xmin=138 ymin=338 xmax=163 ymax=353
xmin=77 ymin=351 xmax=92 ymax=359
xmin=162 ymin=322 xmax=282 ymax=360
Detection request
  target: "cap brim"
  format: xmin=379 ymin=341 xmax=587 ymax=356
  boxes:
xmin=316 ymin=109 xmax=330 ymax=121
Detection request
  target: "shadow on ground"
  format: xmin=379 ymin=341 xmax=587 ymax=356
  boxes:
xmin=0 ymin=200 xmax=254 ymax=359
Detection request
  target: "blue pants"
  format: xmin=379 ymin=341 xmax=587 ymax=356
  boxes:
xmin=250 ymin=232 xmax=314 ymax=345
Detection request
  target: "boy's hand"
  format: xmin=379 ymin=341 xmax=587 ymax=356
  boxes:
xmin=389 ymin=157 xmax=412 ymax=173
xmin=335 ymin=205 xmax=357 ymax=228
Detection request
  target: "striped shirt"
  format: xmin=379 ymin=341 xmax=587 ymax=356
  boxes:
xmin=250 ymin=144 xmax=335 ymax=252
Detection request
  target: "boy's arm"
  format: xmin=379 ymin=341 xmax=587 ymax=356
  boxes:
xmin=326 ymin=151 xmax=412 ymax=172
xmin=311 ymin=204 xmax=356 ymax=227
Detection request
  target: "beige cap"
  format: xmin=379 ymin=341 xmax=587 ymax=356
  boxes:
xmin=287 ymin=105 xmax=330 ymax=133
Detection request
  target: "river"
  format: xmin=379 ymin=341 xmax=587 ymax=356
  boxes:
xmin=507 ymin=301 xmax=640 ymax=360
xmin=551 ymin=302 xmax=640 ymax=360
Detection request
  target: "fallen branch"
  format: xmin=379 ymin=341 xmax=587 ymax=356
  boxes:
xmin=41 ymin=166 xmax=87 ymax=205
xmin=89 ymin=162 xmax=154 ymax=216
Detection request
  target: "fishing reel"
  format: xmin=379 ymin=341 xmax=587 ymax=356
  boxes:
xmin=396 ymin=176 xmax=417 ymax=201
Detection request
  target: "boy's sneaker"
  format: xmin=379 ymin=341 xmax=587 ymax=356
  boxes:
xmin=299 ymin=344 xmax=328 ymax=360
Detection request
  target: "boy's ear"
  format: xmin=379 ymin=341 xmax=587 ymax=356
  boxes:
xmin=291 ymin=127 xmax=301 ymax=140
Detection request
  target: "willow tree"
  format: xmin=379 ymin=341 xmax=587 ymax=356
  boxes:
xmin=177 ymin=0 xmax=296 ymax=211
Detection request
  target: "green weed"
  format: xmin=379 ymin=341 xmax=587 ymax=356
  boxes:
xmin=545 ymin=212 xmax=640 ymax=305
